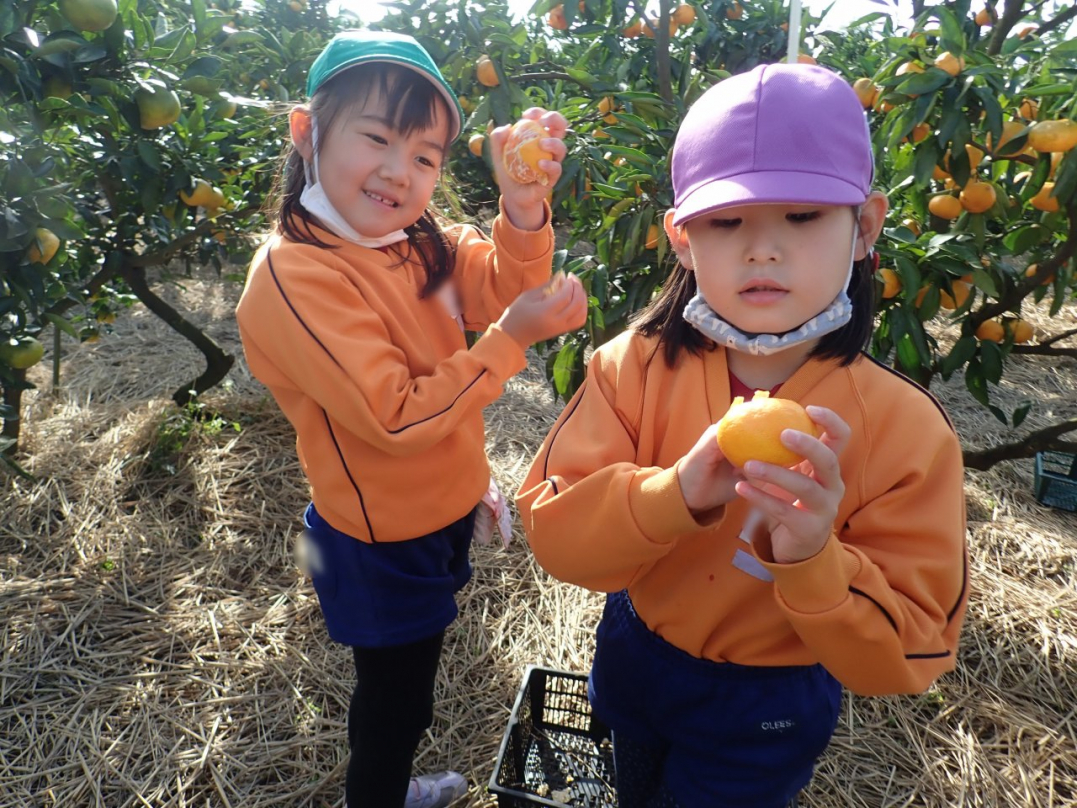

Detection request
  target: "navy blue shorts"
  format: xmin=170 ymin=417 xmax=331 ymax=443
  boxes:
xmin=589 ymin=591 xmax=842 ymax=808
xmin=301 ymin=503 xmax=475 ymax=649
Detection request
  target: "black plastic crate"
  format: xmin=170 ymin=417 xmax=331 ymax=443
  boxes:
xmin=1034 ymin=451 xmax=1077 ymax=512
xmin=489 ymin=666 xmax=617 ymax=808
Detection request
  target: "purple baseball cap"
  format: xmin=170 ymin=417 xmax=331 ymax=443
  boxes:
xmin=671 ymin=64 xmax=874 ymax=226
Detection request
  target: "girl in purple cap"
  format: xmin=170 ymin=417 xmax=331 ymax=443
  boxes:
xmin=518 ymin=63 xmax=967 ymax=808
xmin=236 ymin=31 xmax=587 ymax=808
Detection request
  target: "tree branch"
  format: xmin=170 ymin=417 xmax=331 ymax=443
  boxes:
xmin=655 ymin=0 xmax=673 ymax=104
xmin=969 ymin=204 xmax=1077 ymax=329
xmin=120 ymin=264 xmax=234 ymax=406
xmin=987 ymin=0 xmax=1030 ymax=55
xmin=130 ymin=205 xmax=259 ymax=268
xmin=964 ymin=417 xmax=1077 ymax=470
xmin=1036 ymin=3 xmax=1077 ymax=35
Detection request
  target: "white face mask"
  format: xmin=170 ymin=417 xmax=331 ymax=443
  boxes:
xmin=298 ymin=117 xmax=410 ymax=249
xmin=683 ymin=227 xmax=860 ymax=356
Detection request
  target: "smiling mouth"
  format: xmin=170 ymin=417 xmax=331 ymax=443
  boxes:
xmin=365 ymin=191 xmax=399 ymax=208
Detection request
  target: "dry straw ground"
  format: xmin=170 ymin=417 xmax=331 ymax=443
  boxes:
xmin=2 ymin=271 xmax=1075 ymax=808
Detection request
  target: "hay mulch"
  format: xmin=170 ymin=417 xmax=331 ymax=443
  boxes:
xmin=2 ymin=270 xmax=1075 ymax=808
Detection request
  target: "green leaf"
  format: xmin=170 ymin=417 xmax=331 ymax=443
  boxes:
xmin=896 ymin=69 xmax=951 ymax=98
xmin=1003 ymin=225 xmax=1046 ymax=254
xmin=964 ymin=359 xmax=990 ymax=407
xmin=551 ymin=340 xmax=579 ymax=398
xmin=1012 ymin=400 xmax=1032 ymax=428
xmin=43 ymin=313 xmax=79 ymax=339
xmin=981 ymin=340 xmax=1003 ymax=384
xmin=137 ymin=140 xmax=162 ymax=171
xmin=940 ymin=335 xmax=976 ymax=378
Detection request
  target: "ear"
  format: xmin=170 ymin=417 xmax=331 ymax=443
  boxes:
xmin=663 ymin=208 xmax=694 ymax=270
xmin=854 ymin=191 xmax=889 ymax=260
xmin=290 ymin=106 xmax=314 ymax=163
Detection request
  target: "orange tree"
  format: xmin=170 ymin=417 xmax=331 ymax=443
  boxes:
xmin=0 ymin=0 xmax=339 ymax=458
xmin=386 ymin=0 xmax=1076 ymax=469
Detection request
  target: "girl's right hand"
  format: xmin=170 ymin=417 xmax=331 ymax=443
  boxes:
xmin=498 ymin=272 xmax=588 ymax=349
xmin=676 ymin=425 xmax=743 ymax=520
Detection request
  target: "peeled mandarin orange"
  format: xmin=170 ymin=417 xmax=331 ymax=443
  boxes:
xmin=503 ymin=119 xmax=554 ymax=185
xmin=716 ymin=391 xmax=818 ymax=469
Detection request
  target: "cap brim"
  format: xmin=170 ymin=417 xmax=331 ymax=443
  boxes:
xmin=672 ymin=171 xmax=868 ymax=226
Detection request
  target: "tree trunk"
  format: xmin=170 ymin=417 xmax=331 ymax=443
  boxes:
xmin=1 ymin=369 xmax=27 ymax=455
xmin=121 ymin=265 xmax=234 ymax=407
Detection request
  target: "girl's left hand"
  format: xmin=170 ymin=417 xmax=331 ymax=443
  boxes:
xmin=489 ymin=107 xmax=568 ymax=230
xmin=734 ymin=406 xmax=851 ymax=565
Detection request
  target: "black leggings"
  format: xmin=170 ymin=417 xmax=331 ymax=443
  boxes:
xmin=346 ymin=631 xmax=445 ymax=808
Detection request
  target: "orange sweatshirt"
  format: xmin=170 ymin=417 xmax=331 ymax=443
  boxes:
xmin=517 ymin=331 xmax=968 ymax=697
xmin=237 ymin=205 xmax=553 ymax=543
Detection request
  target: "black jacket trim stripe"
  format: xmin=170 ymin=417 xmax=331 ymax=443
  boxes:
xmin=322 ymin=410 xmax=375 ymax=542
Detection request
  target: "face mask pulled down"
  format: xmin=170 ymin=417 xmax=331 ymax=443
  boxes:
xmin=299 ymin=117 xmax=410 ymax=249
xmin=682 ymin=228 xmax=860 ymax=356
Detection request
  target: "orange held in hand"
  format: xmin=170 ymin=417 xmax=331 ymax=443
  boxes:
xmin=503 ymin=119 xmax=554 ymax=186
xmin=716 ymin=391 xmax=819 ymax=469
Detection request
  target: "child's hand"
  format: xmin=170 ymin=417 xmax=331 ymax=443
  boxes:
xmin=676 ymin=425 xmax=743 ymax=521
xmin=490 ymin=107 xmax=568 ymax=231
xmin=734 ymin=406 xmax=850 ymax=564
xmin=497 ymin=272 xmax=587 ymax=349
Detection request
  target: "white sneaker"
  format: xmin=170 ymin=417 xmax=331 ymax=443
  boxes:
xmin=403 ymin=771 xmax=468 ymax=808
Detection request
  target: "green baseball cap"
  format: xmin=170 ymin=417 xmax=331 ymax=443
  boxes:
xmin=306 ymin=30 xmax=463 ymax=142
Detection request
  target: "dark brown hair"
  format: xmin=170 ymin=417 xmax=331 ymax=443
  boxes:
xmin=632 ymin=211 xmax=877 ymax=368
xmin=269 ymin=63 xmax=456 ymax=297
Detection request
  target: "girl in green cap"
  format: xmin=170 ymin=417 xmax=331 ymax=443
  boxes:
xmin=236 ymin=30 xmax=585 ymax=808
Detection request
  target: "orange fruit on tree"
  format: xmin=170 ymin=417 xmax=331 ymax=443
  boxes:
xmin=928 ymin=194 xmax=963 ymax=220
xmin=1018 ymin=98 xmax=1038 ymax=120
xmin=716 ymin=391 xmax=818 ymax=469
xmin=598 ymin=96 xmax=615 ymax=115
xmin=1011 ymin=319 xmax=1034 ymax=344
xmin=901 ymin=218 xmax=921 ymax=235
xmin=896 ymin=61 xmax=924 ymax=76
xmin=59 ymin=0 xmax=118 ymax=31
xmin=1049 ymin=151 xmax=1062 ymax=177
xmin=1030 ymin=182 xmax=1060 ymax=212
xmin=940 ymin=280 xmax=971 ymax=310
xmin=179 ymin=178 xmax=217 ymax=207
xmin=548 ymin=5 xmax=569 ymax=30
xmin=1017 ymin=24 xmax=1036 ymax=38
xmin=645 ymin=224 xmax=659 ymax=249
xmin=134 ymin=83 xmax=181 ymax=130
xmin=851 ymin=78 xmax=878 ymax=110
xmin=622 ymin=20 xmax=642 ymax=37
xmin=642 ymin=16 xmax=678 ymax=36
xmin=909 ymin=123 xmax=931 ymax=143
xmin=27 ymin=227 xmax=60 ymax=264
xmin=0 ymin=337 xmax=45 ymax=370
xmin=467 ymin=133 xmax=485 ymax=157
xmin=796 ymin=53 xmax=817 ymax=64
xmin=975 ymin=320 xmax=1005 ymax=343
xmin=960 ymin=180 xmax=997 ymax=213
xmin=1027 ymin=119 xmax=1077 ymax=153
xmin=988 ymin=121 xmax=1026 ymax=156
xmin=502 ymin=119 xmax=553 ymax=186
xmin=933 ymin=51 xmax=965 ymax=77
xmin=974 ymin=7 xmax=992 ymax=25
xmin=726 ymin=2 xmax=744 ymax=20
xmin=43 ymin=76 xmax=74 ymax=100
xmin=879 ymin=268 xmax=902 ymax=299
xmin=476 ymin=55 xmax=499 ymax=87
xmin=932 ymin=165 xmax=950 ymax=182
xmin=1024 ymin=263 xmax=1056 ymax=285
xmin=673 ymin=4 xmax=696 ymax=24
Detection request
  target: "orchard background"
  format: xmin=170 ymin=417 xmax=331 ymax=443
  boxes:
xmin=2 ymin=0 xmax=1076 ymax=806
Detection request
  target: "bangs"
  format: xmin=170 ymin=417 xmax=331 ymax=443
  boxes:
xmin=314 ymin=63 xmax=450 ymax=150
